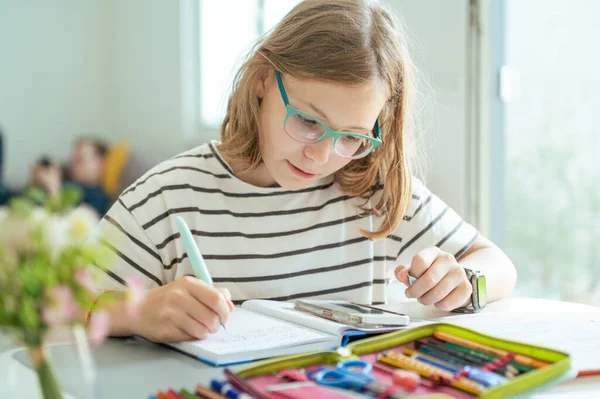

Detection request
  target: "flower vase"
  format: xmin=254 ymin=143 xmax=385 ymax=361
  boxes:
xmin=0 ymin=326 xmax=97 ymax=399
xmin=27 ymin=345 xmax=63 ymax=399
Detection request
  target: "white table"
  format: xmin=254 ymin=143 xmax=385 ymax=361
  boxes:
xmin=380 ymin=297 xmax=600 ymax=398
xmin=1 ymin=297 xmax=599 ymax=398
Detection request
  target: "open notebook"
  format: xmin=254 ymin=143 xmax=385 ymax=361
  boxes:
xmin=165 ymin=300 xmax=417 ymax=366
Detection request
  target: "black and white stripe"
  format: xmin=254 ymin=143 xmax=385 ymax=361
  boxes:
xmin=155 ymin=214 xmax=366 ymax=250
xmin=139 ymin=194 xmax=362 ymax=230
xmin=97 ymin=141 xmax=480 ymax=305
xmin=230 ymin=280 xmax=384 ymax=305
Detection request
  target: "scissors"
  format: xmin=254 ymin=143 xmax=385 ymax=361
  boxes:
xmin=308 ymin=359 xmax=410 ymax=399
xmin=309 ymin=359 xmax=375 ymax=389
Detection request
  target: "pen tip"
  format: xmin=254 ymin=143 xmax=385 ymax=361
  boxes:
xmin=221 ymin=324 xmax=227 ymax=332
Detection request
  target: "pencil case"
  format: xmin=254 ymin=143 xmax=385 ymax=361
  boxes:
xmin=227 ymin=323 xmax=572 ymax=399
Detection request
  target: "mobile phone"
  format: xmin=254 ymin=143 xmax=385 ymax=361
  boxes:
xmin=294 ymin=300 xmax=410 ymax=326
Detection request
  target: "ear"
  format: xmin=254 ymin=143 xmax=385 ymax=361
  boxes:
xmin=256 ymin=68 xmax=272 ymax=99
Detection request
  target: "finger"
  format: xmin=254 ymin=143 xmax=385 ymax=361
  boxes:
xmin=161 ymin=327 xmax=197 ymax=343
xmin=146 ymin=327 xmax=194 ymax=343
xmin=173 ymin=312 xmax=210 ymax=340
xmin=179 ymin=293 xmax=222 ymax=334
xmin=409 ymin=246 xmax=444 ymax=278
xmin=394 ymin=265 xmax=411 ymax=287
xmin=405 ymin=254 xmax=453 ymax=299
xmin=216 ymin=287 xmax=231 ymax=300
xmin=174 ymin=328 xmax=199 ymax=342
xmin=434 ymin=281 xmax=473 ymax=312
xmin=216 ymin=287 xmax=235 ymax=312
xmin=418 ymin=267 xmax=464 ymax=306
xmin=185 ymin=278 xmax=231 ymax=324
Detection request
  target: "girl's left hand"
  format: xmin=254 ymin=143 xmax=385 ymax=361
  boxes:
xmin=395 ymin=246 xmax=472 ymax=311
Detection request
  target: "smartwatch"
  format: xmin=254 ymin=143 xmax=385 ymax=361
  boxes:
xmin=452 ymin=267 xmax=487 ymax=313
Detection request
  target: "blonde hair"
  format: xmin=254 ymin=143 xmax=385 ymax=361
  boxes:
xmin=219 ymin=0 xmax=419 ymax=240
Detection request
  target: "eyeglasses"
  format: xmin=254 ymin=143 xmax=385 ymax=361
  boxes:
xmin=275 ymin=71 xmax=382 ymax=159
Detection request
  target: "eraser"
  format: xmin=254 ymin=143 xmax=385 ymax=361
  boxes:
xmin=392 ymin=369 xmax=420 ymax=391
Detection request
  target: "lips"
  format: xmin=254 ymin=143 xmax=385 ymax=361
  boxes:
xmin=292 ymin=164 xmax=315 ymax=175
xmin=287 ymin=161 xmax=317 ymax=178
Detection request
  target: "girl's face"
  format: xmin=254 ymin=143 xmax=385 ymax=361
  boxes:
xmin=255 ymin=71 xmax=388 ymax=190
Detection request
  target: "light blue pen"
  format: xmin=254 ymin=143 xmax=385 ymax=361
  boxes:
xmin=175 ymin=215 xmax=227 ymax=331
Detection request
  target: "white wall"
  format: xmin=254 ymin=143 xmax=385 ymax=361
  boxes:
xmin=0 ymin=0 xmax=189 ymax=190
xmin=1 ymin=0 xmax=473 ymax=218
xmin=110 ymin=0 xmax=191 ymax=186
xmin=0 ymin=0 xmax=113 ymax=188
xmin=382 ymin=0 xmax=471 ymax=217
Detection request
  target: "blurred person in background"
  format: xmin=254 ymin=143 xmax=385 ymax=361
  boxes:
xmin=30 ymin=137 xmax=111 ymax=216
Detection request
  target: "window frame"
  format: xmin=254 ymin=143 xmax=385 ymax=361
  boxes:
xmin=179 ymin=0 xmax=279 ymax=144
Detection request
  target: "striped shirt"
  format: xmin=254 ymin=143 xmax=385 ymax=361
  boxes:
xmin=97 ymin=141 xmax=479 ymax=305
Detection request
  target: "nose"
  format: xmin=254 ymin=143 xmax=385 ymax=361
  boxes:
xmin=304 ymin=137 xmax=333 ymax=165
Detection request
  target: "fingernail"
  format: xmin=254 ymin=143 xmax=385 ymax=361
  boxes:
xmin=405 ymin=289 xmax=412 ymax=298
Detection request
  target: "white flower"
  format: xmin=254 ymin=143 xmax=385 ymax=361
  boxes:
xmin=43 ymin=215 xmax=71 ymax=257
xmin=40 ymin=206 xmax=100 ymax=259
xmin=66 ymin=206 xmax=100 ymax=242
xmin=30 ymin=207 xmax=50 ymax=225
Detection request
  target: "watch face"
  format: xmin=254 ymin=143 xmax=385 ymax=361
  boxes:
xmin=476 ymin=275 xmax=487 ymax=307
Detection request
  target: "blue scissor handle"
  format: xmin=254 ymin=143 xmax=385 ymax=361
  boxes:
xmin=311 ymin=359 xmax=375 ymax=389
xmin=337 ymin=359 xmax=373 ymax=375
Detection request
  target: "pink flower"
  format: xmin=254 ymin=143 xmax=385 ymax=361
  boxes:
xmin=125 ymin=276 xmax=146 ymax=318
xmin=88 ymin=310 xmax=110 ymax=346
xmin=75 ymin=268 xmax=98 ymax=294
xmin=41 ymin=307 xmax=62 ymax=327
xmin=42 ymin=285 xmax=79 ymax=327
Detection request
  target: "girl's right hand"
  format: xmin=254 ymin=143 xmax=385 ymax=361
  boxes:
xmin=133 ymin=276 xmax=234 ymax=342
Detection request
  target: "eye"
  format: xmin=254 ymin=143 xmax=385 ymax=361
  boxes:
xmin=340 ymin=135 xmax=361 ymax=143
xmin=297 ymin=115 xmax=318 ymax=127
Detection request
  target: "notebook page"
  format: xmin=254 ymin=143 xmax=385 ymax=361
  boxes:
xmin=242 ymin=300 xmax=346 ymax=335
xmin=435 ymin=312 xmax=600 ymax=372
xmin=188 ymin=308 xmax=333 ymax=355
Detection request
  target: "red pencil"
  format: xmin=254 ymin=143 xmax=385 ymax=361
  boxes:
xmin=577 ymin=369 xmax=600 ymax=378
xmin=167 ymin=389 xmax=186 ymax=399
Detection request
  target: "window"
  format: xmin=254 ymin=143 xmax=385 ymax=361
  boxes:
xmin=499 ymin=0 xmax=600 ymax=304
xmin=198 ymin=0 xmax=301 ymax=127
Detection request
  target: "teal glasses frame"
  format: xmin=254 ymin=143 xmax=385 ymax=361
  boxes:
xmin=275 ymin=71 xmax=382 ymax=159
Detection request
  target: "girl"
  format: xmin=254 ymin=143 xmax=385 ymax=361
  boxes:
xmin=95 ymin=0 xmax=516 ymax=343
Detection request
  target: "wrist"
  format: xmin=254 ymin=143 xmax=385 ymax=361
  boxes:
xmin=453 ymin=266 xmax=487 ymax=313
xmin=460 ymin=289 xmax=473 ymax=308
xmin=87 ymin=291 xmax=136 ymax=337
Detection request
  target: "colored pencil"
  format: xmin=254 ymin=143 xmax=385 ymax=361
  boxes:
xmin=433 ymin=331 xmax=550 ymax=368
xmin=378 ymin=351 xmax=485 ymax=395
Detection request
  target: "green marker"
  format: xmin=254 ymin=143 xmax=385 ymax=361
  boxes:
xmin=175 ymin=215 xmax=227 ymax=331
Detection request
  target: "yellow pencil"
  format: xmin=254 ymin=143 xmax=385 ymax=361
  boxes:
xmin=433 ymin=331 xmax=550 ymax=369
xmin=378 ymin=351 xmax=485 ymax=396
